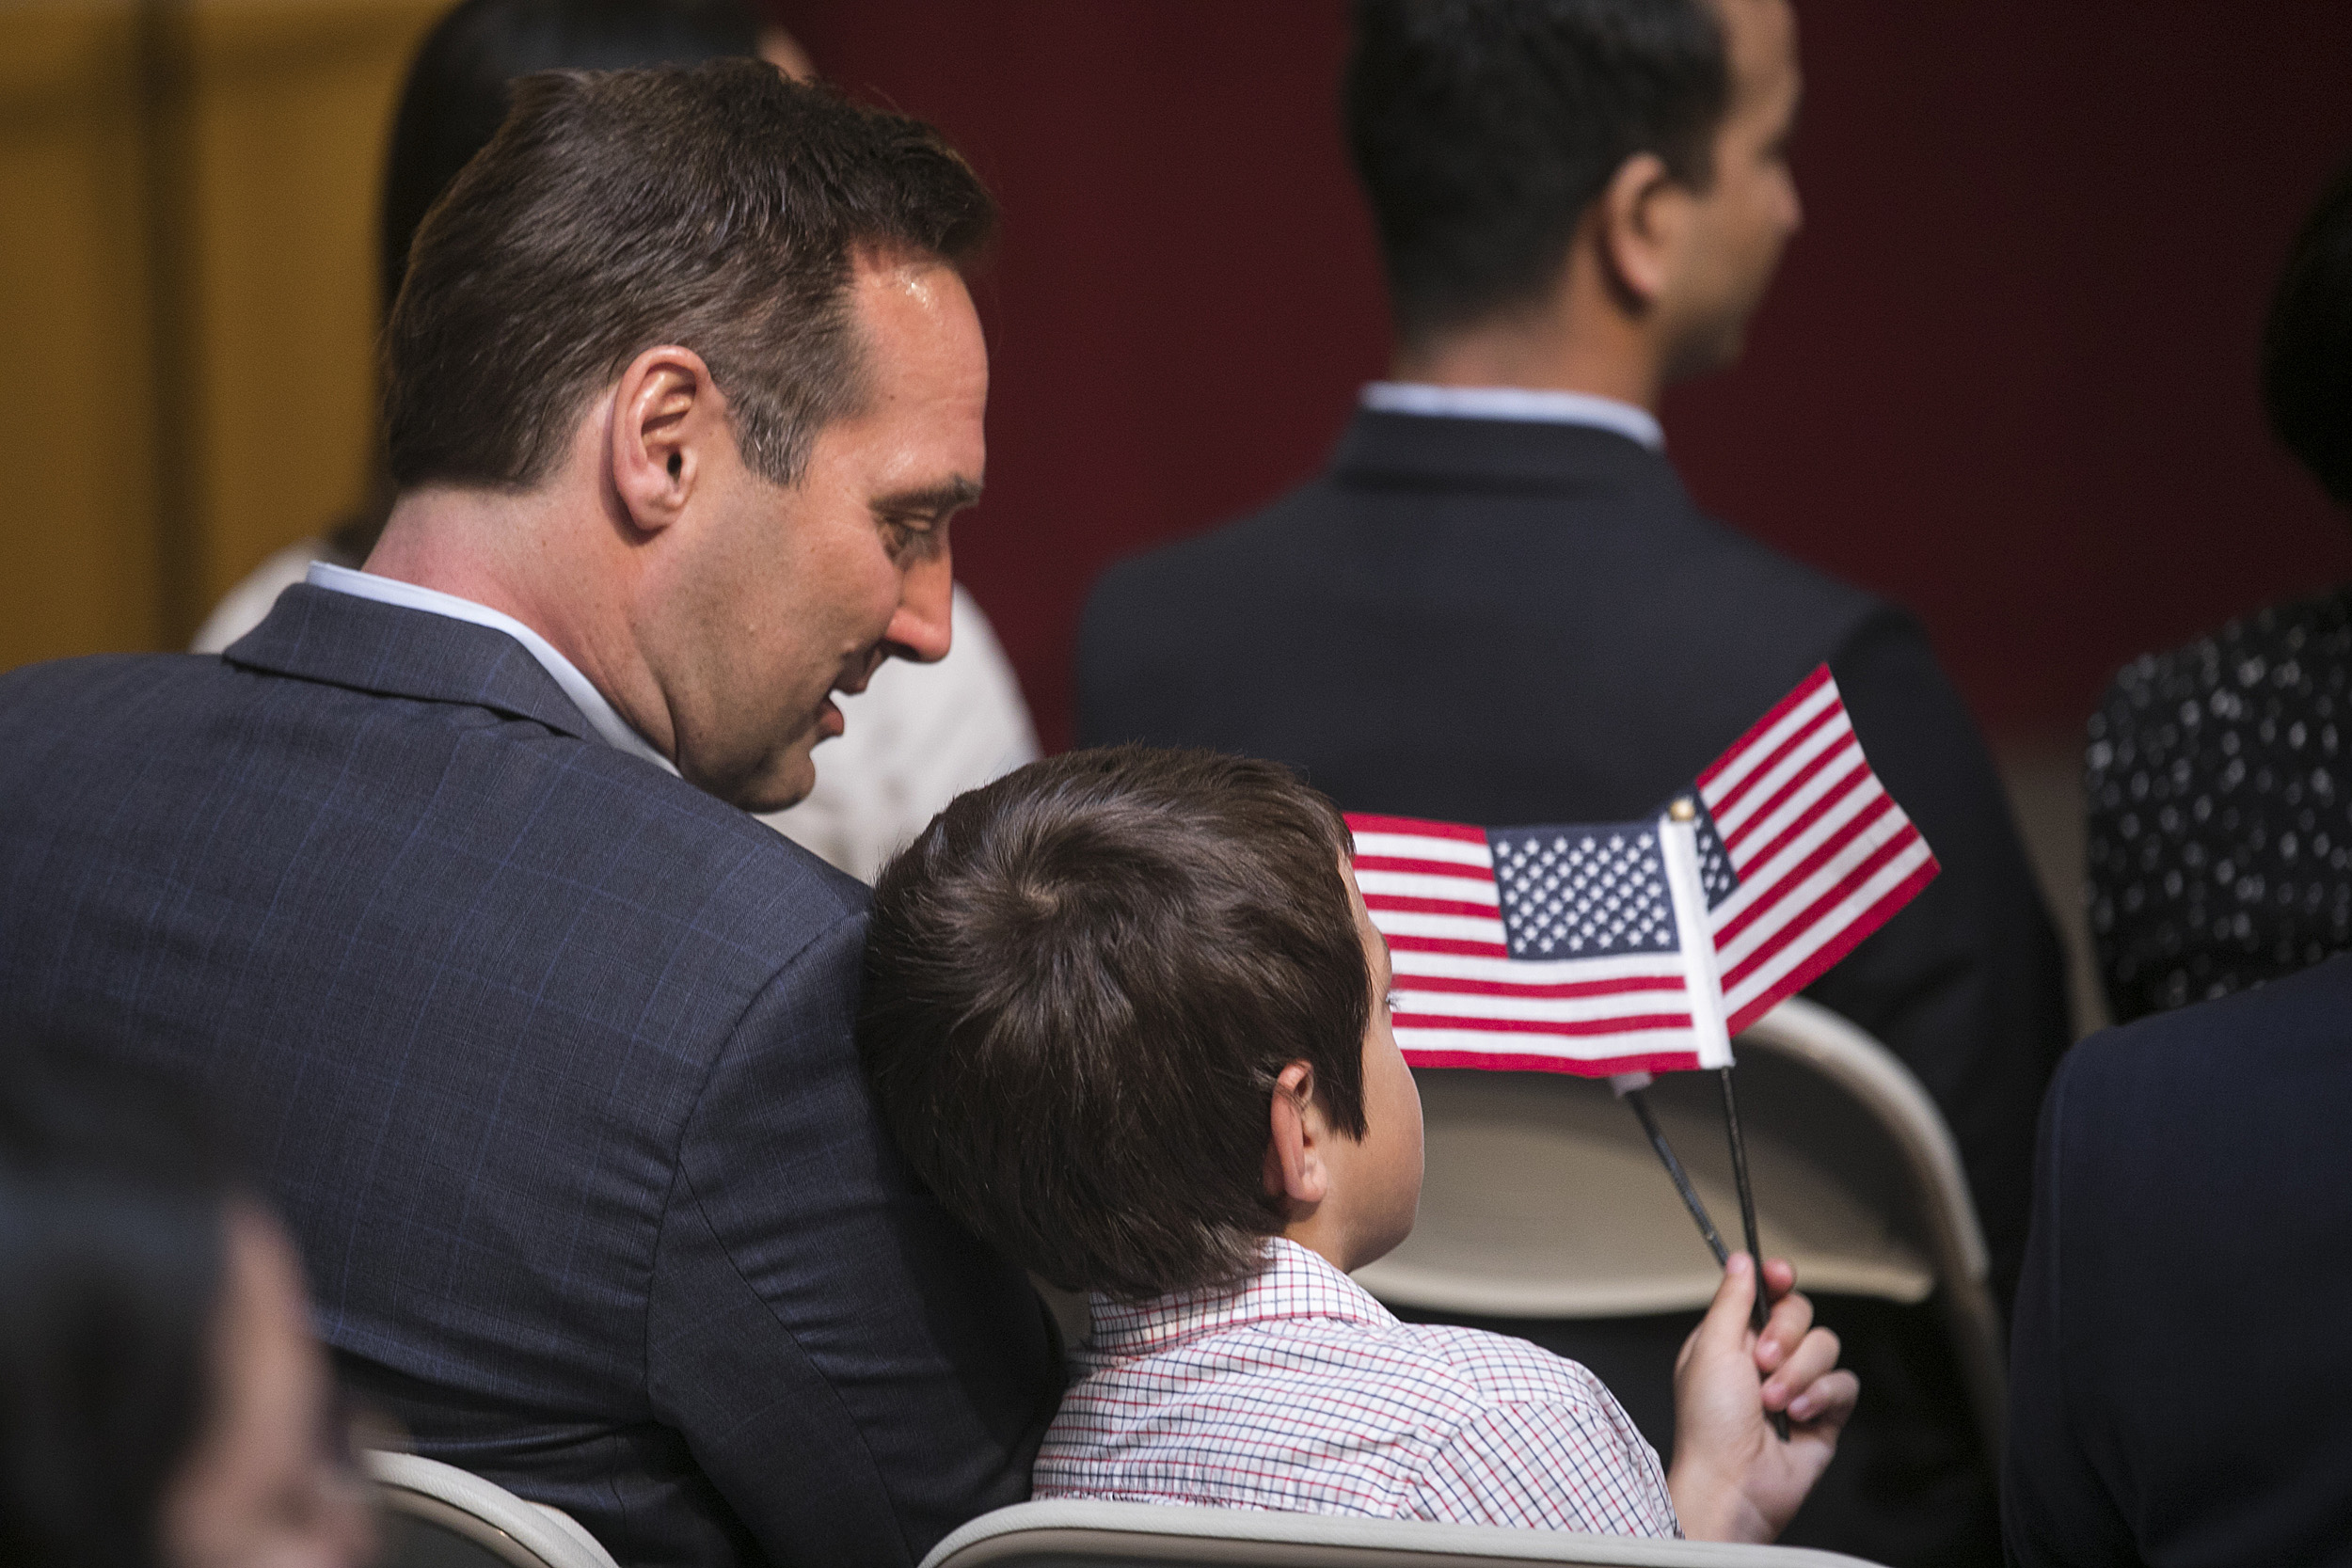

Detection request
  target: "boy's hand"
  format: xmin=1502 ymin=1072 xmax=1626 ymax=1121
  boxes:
xmin=1665 ymin=1252 xmax=1857 ymax=1544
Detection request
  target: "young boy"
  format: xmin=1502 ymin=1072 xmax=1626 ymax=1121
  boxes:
xmin=858 ymin=747 xmax=1856 ymax=1543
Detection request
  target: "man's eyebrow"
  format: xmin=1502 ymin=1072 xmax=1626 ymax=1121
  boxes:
xmin=874 ymin=476 xmax=983 ymax=515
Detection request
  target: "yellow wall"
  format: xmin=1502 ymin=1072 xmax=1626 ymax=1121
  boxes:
xmin=0 ymin=0 xmax=439 ymax=673
xmin=1 ymin=1 xmax=164 ymax=666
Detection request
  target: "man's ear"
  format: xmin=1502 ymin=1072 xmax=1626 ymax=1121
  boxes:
xmin=1263 ymin=1061 xmax=1330 ymax=1214
xmin=608 ymin=343 xmax=723 ymax=535
xmin=1593 ymin=150 xmax=1687 ymax=311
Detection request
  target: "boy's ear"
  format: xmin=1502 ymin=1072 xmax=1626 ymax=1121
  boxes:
xmin=1264 ymin=1061 xmax=1330 ymax=1212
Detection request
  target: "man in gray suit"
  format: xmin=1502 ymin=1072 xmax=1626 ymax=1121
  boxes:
xmin=0 ymin=62 xmax=1057 ymax=1566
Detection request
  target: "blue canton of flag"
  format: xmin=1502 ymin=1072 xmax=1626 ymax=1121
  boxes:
xmin=1691 ymin=800 xmax=1740 ymax=908
xmin=1487 ymin=825 xmax=1677 ymax=957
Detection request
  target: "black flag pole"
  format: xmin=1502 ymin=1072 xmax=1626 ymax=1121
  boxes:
xmin=1617 ymin=1082 xmax=1728 ymax=1264
xmin=1718 ymin=1063 xmax=1789 ymax=1441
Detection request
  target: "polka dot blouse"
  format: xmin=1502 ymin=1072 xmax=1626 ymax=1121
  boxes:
xmin=2087 ymin=587 xmax=2352 ymax=1023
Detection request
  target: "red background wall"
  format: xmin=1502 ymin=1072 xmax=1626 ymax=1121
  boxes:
xmin=786 ymin=1 xmax=2352 ymax=751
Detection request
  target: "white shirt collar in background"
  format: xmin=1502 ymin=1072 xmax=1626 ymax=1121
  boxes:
xmin=304 ymin=561 xmax=679 ymax=778
xmin=1361 ymin=381 xmax=1665 ymax=452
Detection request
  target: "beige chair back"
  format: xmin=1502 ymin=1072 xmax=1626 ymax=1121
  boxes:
xmin=920 ymin=1499 xmax=1887 ymax=1567
xmin=1353 ymin=997 xmax=2005 ymax=1466
xmin=364 ymin=1451 xmax=620 ymax=1568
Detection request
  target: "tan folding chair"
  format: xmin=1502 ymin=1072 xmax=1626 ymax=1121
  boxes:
xmin=1353 ymin=997 xmax=2005 ymax=1469
xmin=364 ymin=1451 xmax=620 ymax=1568
xmin=920 ymin=1499 xmax=1886 ymax=1567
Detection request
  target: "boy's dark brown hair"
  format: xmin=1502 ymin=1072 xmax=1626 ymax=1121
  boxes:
xmin=385 ymin=58 xmax=994 ymax=493
xmin=860 ymin=747 xmax=1372 ymax=1301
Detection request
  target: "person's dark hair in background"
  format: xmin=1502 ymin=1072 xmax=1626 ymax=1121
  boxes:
xmin=861 ymin=747 xmax=1369 ymax=1300
xmin=2086 ymin=155 xmax=2352 ymax=1022
xmin=0 ymin=1053 xmax=230 ymax=1568
xmin=2264 ymin=158 xmax=2352 ymax=511
xmin=1346 ymin=0 xmax=1726 ymax=352
xmin=386 ymin=59 xmax=993 ymax=496
xmin=0 ymin=1048 xmax=370 ymax=1568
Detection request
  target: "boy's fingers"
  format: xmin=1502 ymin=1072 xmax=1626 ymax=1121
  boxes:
xmin=1692 ymin=1252 xmax=1757 ymax=1357
xmin=1760 ymin=1255 xmax=1798 ymax=1303
xmin=1785 ymin=1367 xmax=1860 ymax=1431
xmin=1756 ymin=1282 xmax=1815 ymax=1370
xmin=1763 ymin=1324 xmax=1842 ymax=1408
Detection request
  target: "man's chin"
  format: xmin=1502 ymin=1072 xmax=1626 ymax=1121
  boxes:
xmin=699 ymin=743 xmax=819 ymax=816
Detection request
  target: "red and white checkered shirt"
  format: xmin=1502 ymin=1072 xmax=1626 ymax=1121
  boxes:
xmin=1036 ymin=1238 xmax=1679 ymax=1537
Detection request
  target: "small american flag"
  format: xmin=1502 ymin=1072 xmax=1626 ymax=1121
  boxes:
xmin=1350 ymin=665 xmax=1938 ymax=1076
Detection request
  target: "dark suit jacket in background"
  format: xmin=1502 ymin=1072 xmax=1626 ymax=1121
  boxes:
xmin=0 ymin=586 xmax=1059 ymax=1568
xmin=2004 ymin=953 xmax=2352 ymax=1566
xmin=1077 ymin=411 xmax=2072 ymax=1564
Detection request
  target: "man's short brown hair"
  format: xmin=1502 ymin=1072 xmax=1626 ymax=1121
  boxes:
xmin=384 ymin=58 xmax=994 ymax=493
xmin=859 ymin=747 xmax=1372 ymax=1301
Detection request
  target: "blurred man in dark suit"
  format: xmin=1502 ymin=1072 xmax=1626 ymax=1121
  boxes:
xmin=1077 ymin=2 xmax=2067 ymax=1560
xmin=0 ymin=63 xmax=1057 ymax=1567
xmin=2004 ymin=953 xmax=2352 ymax=1565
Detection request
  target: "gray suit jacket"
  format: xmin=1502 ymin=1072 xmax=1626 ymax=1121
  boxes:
xmin=0 ymin=585 xmax=1059 ymax=1567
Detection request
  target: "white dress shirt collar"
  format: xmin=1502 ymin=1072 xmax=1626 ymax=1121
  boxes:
xmin=304 ymin=561 xmax=679 ymax=777
xmin=1361 ymin=381 xmax=1664 ymax=452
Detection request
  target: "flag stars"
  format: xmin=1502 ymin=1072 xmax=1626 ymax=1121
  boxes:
xmin=1489 ymin=821 xmax=1683 ymax=956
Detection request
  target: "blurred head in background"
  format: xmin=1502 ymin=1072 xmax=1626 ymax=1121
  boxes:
xmin=0 ymin=1050 xmax=371 ymax=1568
xmin=2265 ymin=152 xmax=2352 ymax=515
xmin=1346 ymin=0 xmax=1803 ymax=407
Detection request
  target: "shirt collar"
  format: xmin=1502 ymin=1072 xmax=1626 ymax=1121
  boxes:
xmin=1084 ymin=1238 xmax=1396 ymax=1363
xmin=1360 ymin=381 xmax=1665 ymax=453
xmin=304 ymin=562 xmax=680 ymax=778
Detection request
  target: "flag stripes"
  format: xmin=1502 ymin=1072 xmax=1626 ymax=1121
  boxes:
xmin=1697 ymin=666 xmax=1939 ymax=1033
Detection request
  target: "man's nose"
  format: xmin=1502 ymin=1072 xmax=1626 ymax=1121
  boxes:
xmin=882 ymin=551 xmax=954 ymax=665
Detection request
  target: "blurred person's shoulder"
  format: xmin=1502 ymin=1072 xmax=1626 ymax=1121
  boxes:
xmin=1083 ymin=432 xmax=1889 ymax=643
xmin=2055 ymin=950 xmax=2352 ymax=1150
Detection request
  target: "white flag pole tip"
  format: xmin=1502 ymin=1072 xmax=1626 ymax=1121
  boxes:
xmin=1658 ymin=801 xmax=1735 ymax=1071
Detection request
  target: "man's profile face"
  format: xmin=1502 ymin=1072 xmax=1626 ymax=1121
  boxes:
xmin=661 ymin=255 xmax=987 ymax=812
xmin=1662 ymin=0 xmax=1804 ymax=382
